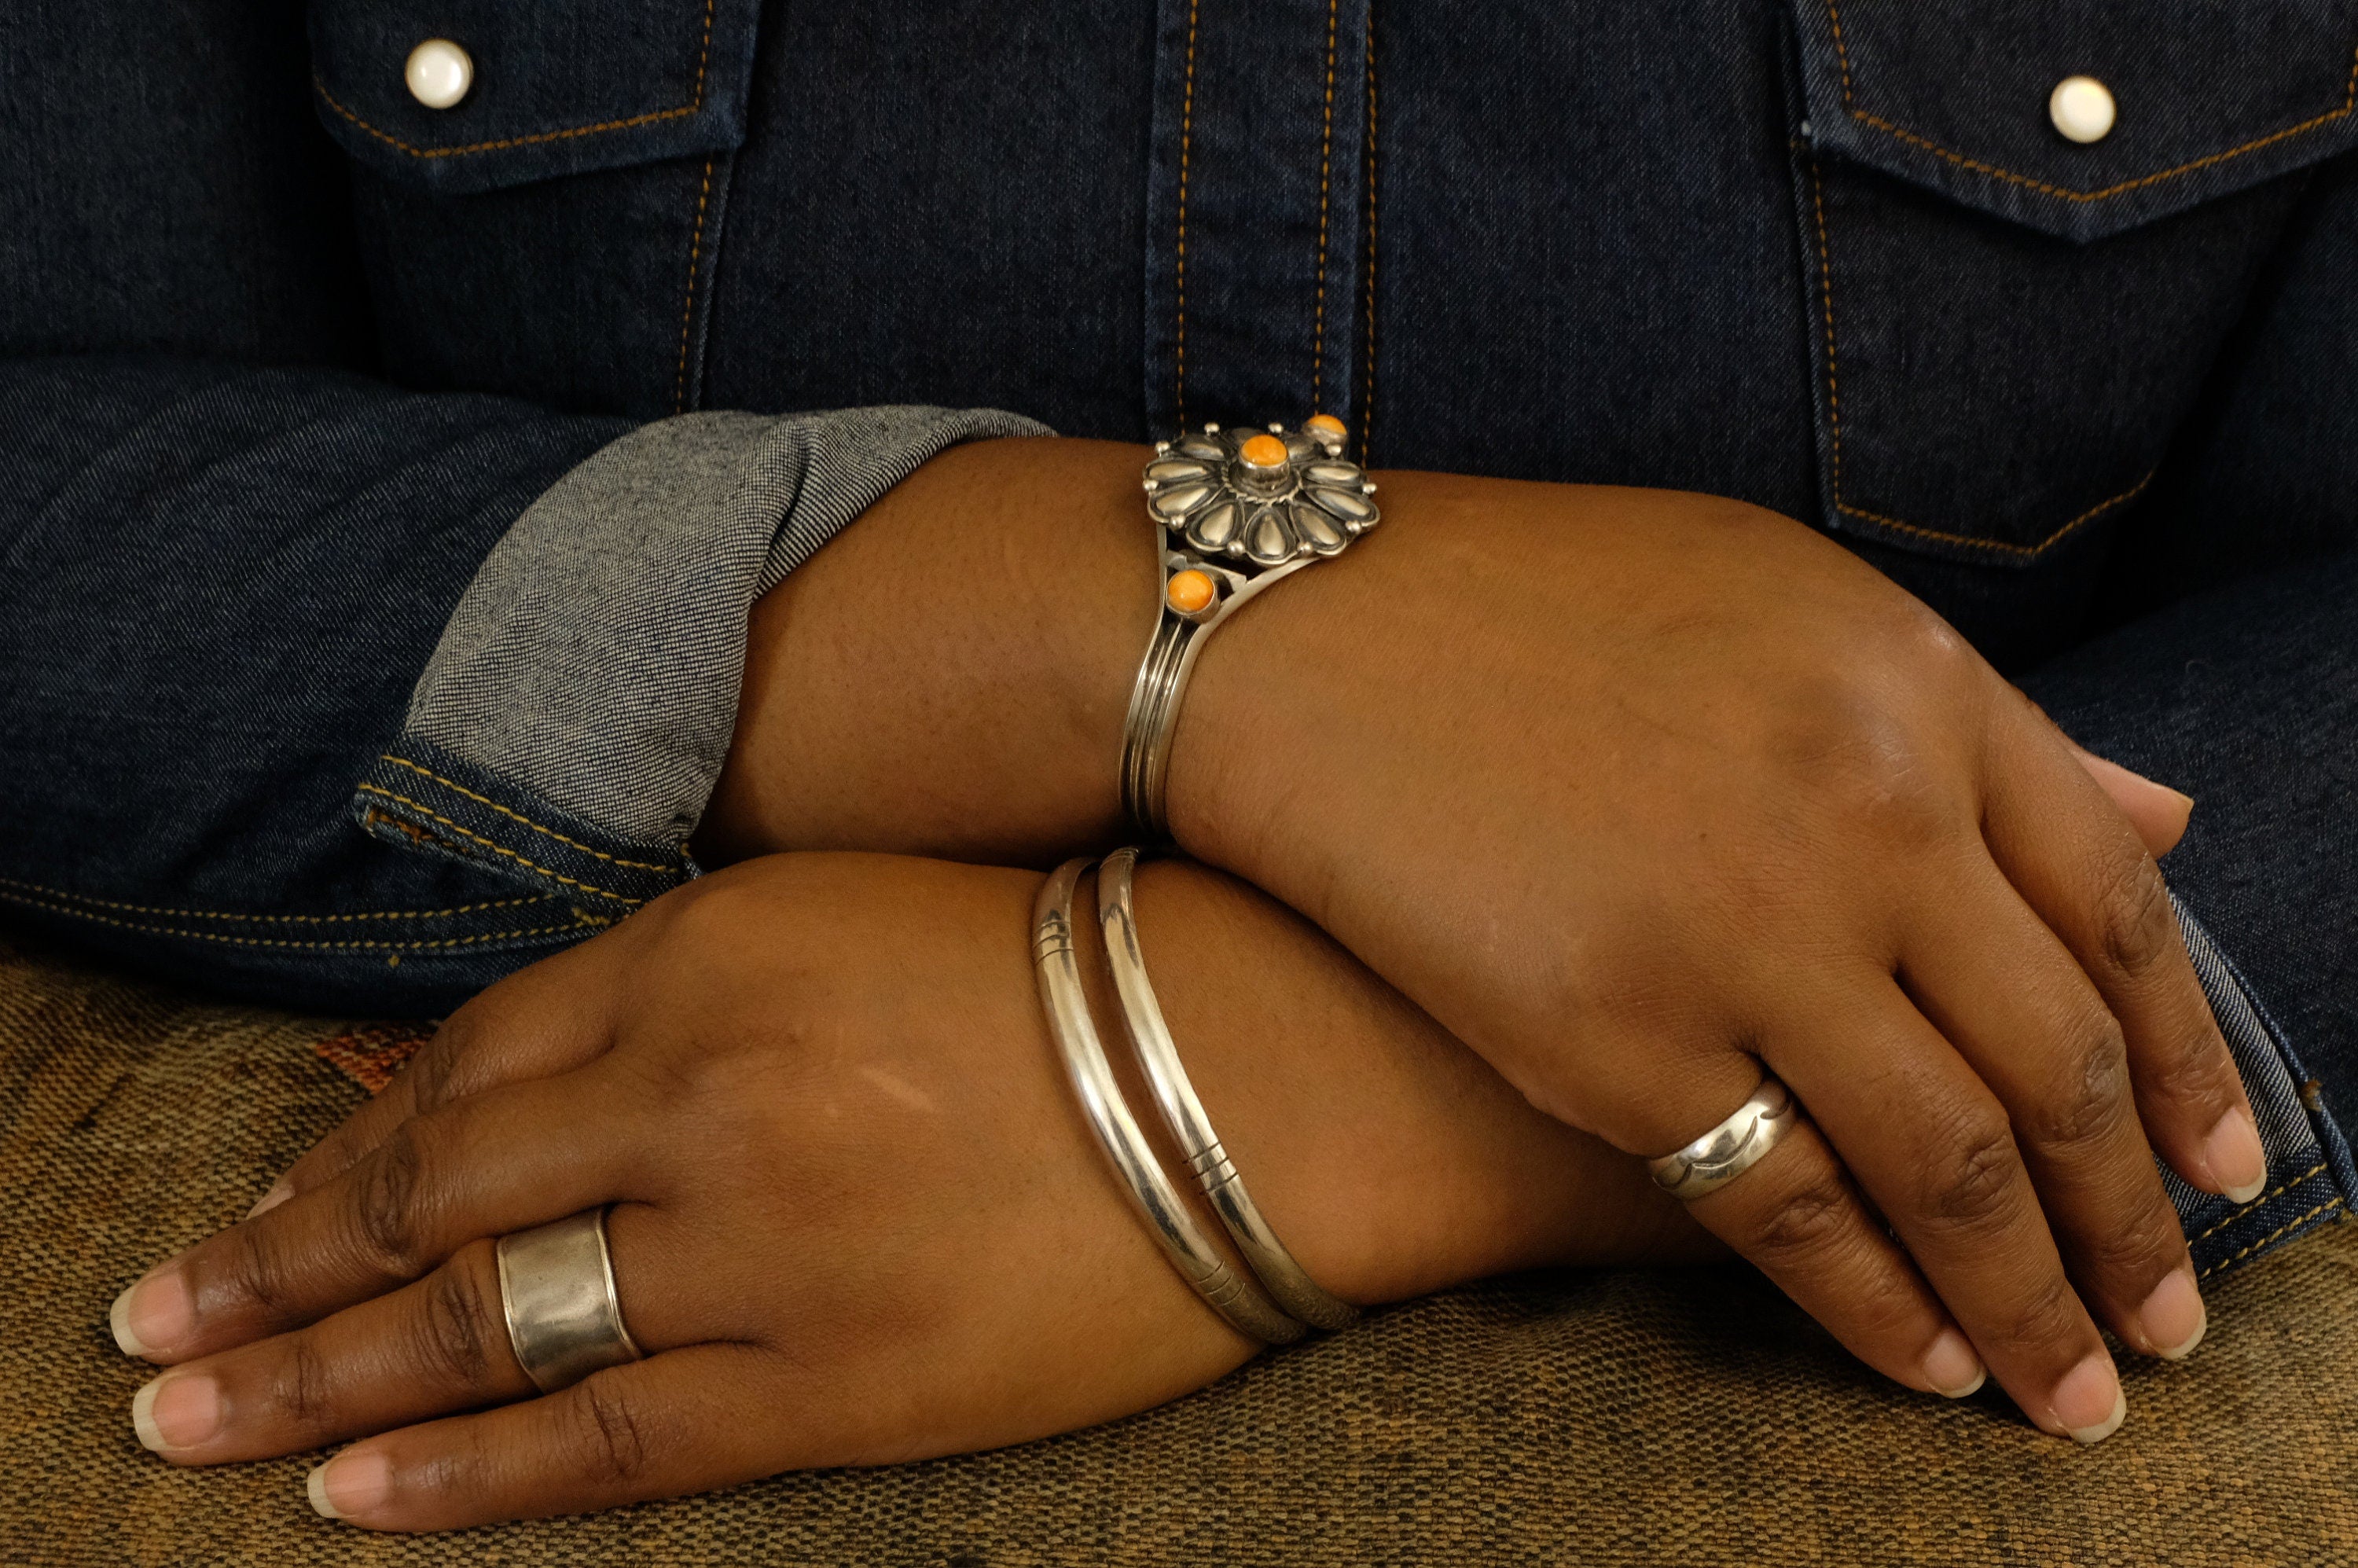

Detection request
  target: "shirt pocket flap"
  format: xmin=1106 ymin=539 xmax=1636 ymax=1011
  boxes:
xmin=1790 ymin=0 xmax=2358 ymax=242
xmin=309 ymin=0 xmax=761 ymax=196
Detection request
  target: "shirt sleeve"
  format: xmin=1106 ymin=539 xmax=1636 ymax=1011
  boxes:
xmin=351 ymin=404 xmax=1052 ymax=908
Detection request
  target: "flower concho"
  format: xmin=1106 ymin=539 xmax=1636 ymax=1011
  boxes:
xmin=1141 ymin=416 xmax=1380 ymax=623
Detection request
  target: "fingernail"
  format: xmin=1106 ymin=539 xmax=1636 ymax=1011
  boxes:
xmin=109 ymin=1267 xmax=194 ymax=1359
xmin=1921 ymin=1328 xmax=1986 ymax=1397
xmin=2139 ymin=1268 xmax=2207 ymax=1361
xmin=2050 ymin=1352 xmax=2127 ymax=1444
xmin=131 ymin=1374 xmax=222 ymax=1452
xmin=307 ymin=1448 xmax=392 ymax=1522
xmin=2202 ymin=1107 xmax=2268 ymax=1204
xmin=246 ymin=1181 xmax=293 ymax=1220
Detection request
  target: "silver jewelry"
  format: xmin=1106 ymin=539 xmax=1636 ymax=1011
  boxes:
xmin=1096 ymin=848 xmax=1359 ymax=1331
xmin=1032 ymin=857 xmax=1306 ymax=1345
xmin=1645 ymin=1075 xmax=1802 ymax=1202
xmin=495 ymin=1207 xmax=645 ymax=1394
xmin=1122 ymin=420 xmax=1379 ymax=839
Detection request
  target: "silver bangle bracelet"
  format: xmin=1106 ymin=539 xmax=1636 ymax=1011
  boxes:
xmin=1097 ymin=848 xmax=1360 ymax=1332
xmin=1031 ymin=857 xmax=1306 ymax=1346
xmin=1120 ymin=419 xmax=1379 ymax=839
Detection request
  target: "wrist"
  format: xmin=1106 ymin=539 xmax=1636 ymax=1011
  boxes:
xmin=699 ymin=436 xmax=1159 ymax=865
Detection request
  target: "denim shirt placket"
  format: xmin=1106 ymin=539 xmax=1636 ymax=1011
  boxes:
xmin=1143 ymin=0 xmax=1373 ymax=449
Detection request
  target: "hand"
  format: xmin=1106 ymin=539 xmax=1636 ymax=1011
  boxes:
xmin=1170 ymin=471 xmax=2257 ymax=1441
xmin=108 ymin=854 xmax=1699 ymax=1530
xmin=701 ymin=439 xmax=2252 ymax=1443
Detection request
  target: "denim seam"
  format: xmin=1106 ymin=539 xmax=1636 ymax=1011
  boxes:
xmin=0 ymin=876 xmax=547 ymax=925
xmin=375 ymin=755 xmax=678 ymax=872
xmin=1175 ymin=0 xmax=1202 ymax=430
xmin=1805 ymin=156 xmax=2159 ymax=560
xmin=2195 ymin=1196 xmax=2349 ymax=1280
xmin=354 ymin=784 xmax=647 ymax=906
xmin=670 ymin=158 xmax=712 ymax=415
xmin=1821 ymin=5 xmax=2358 ymax=203
xmin=310 ymin=0 xmax=718 ymax=162
xmin=2188 ymin=1162 xmax=2330 ymax=1243
xmin=1359 ymin=5 xmax=1377 ymax=466
xmin=674 ymin=156 xmax=718 ymax=413
xmin=0 ymin=885 xmax=603 ymax=953
xmin=1311 ymin=0 xmax=1340 ymax=414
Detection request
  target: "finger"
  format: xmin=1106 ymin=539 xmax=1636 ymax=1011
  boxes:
xmin=303 ymin=1346 xmax=793 ymax=1531
xmin=1904 ymin=864 xmax=2205 ymax=1361
xmin=2064 ymin=741 xmax=2193 ymax=860
xmin=128 ymin=1239 xmax=536 ymax=1465
xmin=259 ymin=951 xmax=620 ymax=1214
xmin=129 ymin=1200 xmax=707 ymax=1471
xmin=119 ymin=1070 xmax=636 ymax=1364
xmin=1775 ymin=979 xmax=2126 ymax=1443
xmin=1985 ymin=711 xmax=2265 ymax=1204
xmin=1677 ymin=1113 xmax=1988 ymax=1400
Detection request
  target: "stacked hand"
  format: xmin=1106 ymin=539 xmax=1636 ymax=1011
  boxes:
xmin=714 ymin=444 xmax=2259 ymax=1442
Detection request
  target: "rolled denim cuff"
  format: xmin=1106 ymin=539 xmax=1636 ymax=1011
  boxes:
xmin=2167 ymin=900 xmax=2358 ymax=1278
xmin=354 ymin=405 xmax=1052 ymax=904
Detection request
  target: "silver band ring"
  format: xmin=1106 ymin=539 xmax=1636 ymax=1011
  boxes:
xmin=1645 ymin=1075 xmax=1802 ymax=1202
xmin=495 ymin=1207 xmax=645 ymax=1394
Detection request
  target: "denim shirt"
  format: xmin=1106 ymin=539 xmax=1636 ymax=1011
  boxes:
xmin=2 ymin=2 xmax=2355 ymax=1269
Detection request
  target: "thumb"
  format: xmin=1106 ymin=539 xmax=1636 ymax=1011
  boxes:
xmin=2066 ymin=741 xmax=2195 ymax=859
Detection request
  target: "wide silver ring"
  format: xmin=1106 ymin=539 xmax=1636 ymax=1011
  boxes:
xmin=495 ymin=1207 xmax=645 ymax=1394
xmin=1645 ymin=1075 xmax=1802 ymax=1202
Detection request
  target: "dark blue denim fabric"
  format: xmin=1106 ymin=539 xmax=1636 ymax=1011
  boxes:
xmin=0 ymin=358 xmax=630 ymax=1013
xmin=2 ymin=2 xmax=2354 ymax=1261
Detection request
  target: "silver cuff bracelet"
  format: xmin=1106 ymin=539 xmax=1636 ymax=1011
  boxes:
xmin=1120 ymin=419 xmax=1379 ymax=839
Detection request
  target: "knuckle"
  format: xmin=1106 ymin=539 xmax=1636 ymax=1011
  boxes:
xmin=269 ymin=1333 xmax=336 ymax=1434
xmin=2083 ymin=1201 xmax=2186 ymax=1286
xmin=1998 ymin=1265 xmax=2081 ymax=1352
xmin=1746 ymin=1166 xmax=1857 ymax=1268
xmin=222 ymin=1221 xmax=303 ymax=1324
xmin=2095 ymin=853 xmax=2177 ymax=982
xmin=1917 ymin=1117 xmax=2029 ymax=1237
xmin=406 ymin=1030 xmax=466 ymax=1113
xmin=416 ymin=1259 xmax=501 ymax=1390
xmin=2146 ymin=1026 xmax=2235 ymax=1111
xmin=353 ymin=1125 xmax=432 ymax=1277
xmin=566 ymin=1378 xmax=656 ymax=1485
xmin=2026 ymin=1007 xmax=2132 ymax=1153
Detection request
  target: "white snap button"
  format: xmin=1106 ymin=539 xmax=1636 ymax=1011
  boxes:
xmin=2048 ymin=75 xmax=2115 ymax=145
xmin=405 ymin=39 xmax=473 ymax=110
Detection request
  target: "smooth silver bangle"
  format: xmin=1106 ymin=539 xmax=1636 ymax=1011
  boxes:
xmin=1097 ymin=849 xmax=1360 ymax=1332
xmin=1031 ymin=858 xmax=1306 ymax=1346
xmin=1120 ymin=419 xmax=1379 ymax=839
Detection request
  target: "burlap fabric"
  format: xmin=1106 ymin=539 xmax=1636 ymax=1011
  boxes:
xmin=5 ymin=935 xmax=2355 ymax=1566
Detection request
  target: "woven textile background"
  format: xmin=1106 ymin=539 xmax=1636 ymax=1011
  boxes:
xmin=3 ymin=934 xmax=2356 ymax=1566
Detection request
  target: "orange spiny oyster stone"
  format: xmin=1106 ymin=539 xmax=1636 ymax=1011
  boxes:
xmin=1166 ymin=569 xmax=1217 ymax=613
xmin=1239 ymin=433 xmax=1289 ymax=468
xmin=1306 ymin=413 xmax=1347 ymax=440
